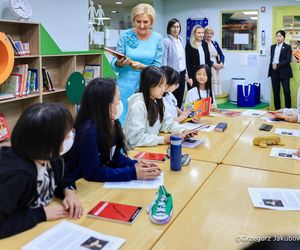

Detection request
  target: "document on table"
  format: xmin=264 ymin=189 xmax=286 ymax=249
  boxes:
xmin=22 ymin=221 xmax=125 ymax=250
xmin=275 ymin=128 xmax=300 ymax=137
xmin=182 ymin=138 xmax=205 ymax=148
xmin=180 ymin=123 xmax=215 ymax=132
xmin=270 ymin=147 xmax=300 ymax=161
xmin=104 ymin=173 xmax=164 ymax=189
xmin=248 ymin=187 xmax=300 ymax=210
xmin=242 ymin=110 xmax=266 ymax=117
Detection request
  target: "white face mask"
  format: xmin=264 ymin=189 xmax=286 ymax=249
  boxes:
xmin=114 ymin=101 xmax=123 ymax=120
xmin=60 ymin=130 xmax=75 ymax=156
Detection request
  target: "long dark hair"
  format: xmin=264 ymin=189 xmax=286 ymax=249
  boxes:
xmin=11 ymin=103 xmax=73 ymax=161
xmin=161 ymin=66 xmax=180 ymax=86
xmin=140 ymin=66 xmax=166 ymax=126
xmin=75 ymin=78 xmax=127 ymax=165
xmin=194 ymin=64 xmax=214 ymax=103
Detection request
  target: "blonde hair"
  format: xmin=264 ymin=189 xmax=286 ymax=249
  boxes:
xmin=204 ymin=25 xmax=214 ymax=35
xmin=190 ymin=25 xmax=204 ymax=49
xmin=131 ymin=3 xmax=156 ymax=26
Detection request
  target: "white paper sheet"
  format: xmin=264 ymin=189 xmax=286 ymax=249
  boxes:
xmin=180 ymin=123 xmax=215 ymax=132
xmin=248 ymin=187 xmax=300 ymax=210
xmin=234 ymin=33 xmax=249 ymax=44
xmin=242 ymin=110 xmax=266 ymax=117
xmin=104 ymin=173 xmax=164 ymax=189
xmin=275 ymin=128 xmax=300 ymax=137
xmin=270 ymin=147 xmax=300 ymax=161
xmin=22 ymin=221 xmax=125 ymax=250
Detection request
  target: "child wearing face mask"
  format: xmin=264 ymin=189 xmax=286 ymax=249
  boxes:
xmin=124 ymin=66 xmax=196 ymax=149
xmin=64 ymin=78 xmax=162 ymax=182
xmin=184 ymin=64 xmax=218 ymax=111
xmin=0 ymin=103 xmax=82 ymax=239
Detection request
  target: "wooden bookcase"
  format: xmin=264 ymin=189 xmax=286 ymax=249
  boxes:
xmin=0 ymin=19 xmax=102 ymax=144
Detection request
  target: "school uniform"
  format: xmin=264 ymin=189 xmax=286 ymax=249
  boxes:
xmin=163 ymin=92 xmax=178 ymax=119
xmin=185 ymin=86 xmax=216 ymax=105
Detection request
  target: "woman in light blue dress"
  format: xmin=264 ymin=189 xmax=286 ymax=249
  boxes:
xmin=111 ymin=3 xmax=163 ymax=123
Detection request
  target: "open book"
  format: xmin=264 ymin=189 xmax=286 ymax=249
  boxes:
xmin=183 ymin=97 xmax=211 ymax=122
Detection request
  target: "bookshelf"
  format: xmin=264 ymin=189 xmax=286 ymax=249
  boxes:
xmin=0 ymin=19 xmax=102 ymax=142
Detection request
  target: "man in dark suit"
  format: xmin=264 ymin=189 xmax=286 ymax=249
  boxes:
xmin=268 ymin=30 xmax=293 ymax=110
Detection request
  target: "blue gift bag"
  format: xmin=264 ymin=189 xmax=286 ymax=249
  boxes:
xmin=237 ymin=84 xmax=256 ymax=107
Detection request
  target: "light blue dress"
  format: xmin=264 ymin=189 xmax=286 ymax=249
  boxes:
xmin=111 ymin=29 xmax=163 ymax=123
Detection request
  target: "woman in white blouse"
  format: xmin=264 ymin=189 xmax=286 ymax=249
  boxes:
xmin=162 ymin=18 xmax=188 ymax=108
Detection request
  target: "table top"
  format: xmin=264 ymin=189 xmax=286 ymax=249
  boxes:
xmin=135 ymin=116 xmax=253 ymax=164
xmin=223 ymin=119 xmax=300 ymax=174
xmin=0 ymin=160 xmax=216 ymax=250
xmin=152 ymin=164 xmax=300 ymax=250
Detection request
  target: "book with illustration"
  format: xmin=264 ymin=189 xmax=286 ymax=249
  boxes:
xmin=133 ymin=151 xmax=167 ymax=162
xmin=0 ymin=113 xmax=10 ymax=142
xmin=88 ymin=201 xmax=142 ymax=224
xmin=183 ymin=97 xmax=211 ymax=122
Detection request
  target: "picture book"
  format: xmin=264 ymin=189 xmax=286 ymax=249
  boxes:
xmin=104 ymin=47 xmax=126 ymax=60
xmin=87 ymin=201 xmax=142 ymax=224
xmin=133 ymin=151 xmax=167 ymax=162
xmin=22 ymin=221 xmax=126 ymax=250
xmin=0 ymin=113 xmax=10 ymax=142
xmin=0 ymin=75 xmax=20 ymax=96
xmin=83 ymin=64 xmax=101 ymax=84
xmin=183 ymin=97 xmax=211 ymax=122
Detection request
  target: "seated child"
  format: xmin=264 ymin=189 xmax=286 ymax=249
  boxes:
xmin=64 ymin=78 xmax=161 ymax=182
xmin=124 ymin=66 xmax=196 ymax=149
xmin=161 ymin=66 xmax=192 ymax=123
xmin=184 ymin=64 xmax=218 ymax=111
xmin=0 ymin=103 xmax=82 ymax=238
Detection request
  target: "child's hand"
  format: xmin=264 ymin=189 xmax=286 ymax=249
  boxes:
xmin=192 ymin=117 xmax=200 ymax=123
xmin=43 ymin=204 xmax=69 ymax=221
xmin=178 ymin=107 xmax=193 ymax=122
xmin=135 ymin=164 xmax=162 ymax=180
xmin=164 ymin=135 xmax=171 ymax=144
xmin=294 ymin=150 xmax=300 ymax=157
xmin=63 ymin=189 xmax=83 ymax=219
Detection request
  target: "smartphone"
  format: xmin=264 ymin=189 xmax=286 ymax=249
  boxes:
xmin=259 ymin=124 xmax=273 ymax=131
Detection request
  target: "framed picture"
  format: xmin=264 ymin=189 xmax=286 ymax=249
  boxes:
xmin=221 ymin=10 xmax=258 ymax=51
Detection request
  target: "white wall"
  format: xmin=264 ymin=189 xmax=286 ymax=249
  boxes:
xmin=0 ymin=0 xmax=88 ymax=51
xmin=155 ymin=0 xmax=300 ymax=102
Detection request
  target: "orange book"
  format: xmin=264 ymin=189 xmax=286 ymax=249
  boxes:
xmin=87 ymin=201 xmax=142 ymax=224
xmin=183 ymin=97 xmax=211 ymax=122
xmin=133 ymin=151 xmax=167 ymax=162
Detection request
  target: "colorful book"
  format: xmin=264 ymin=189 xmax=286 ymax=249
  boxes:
xmin=0 ymin=113 xmax=10 ymax=142
xmin=87 ymin=201 xmax=142 ymax=224
xmin=42 ymin=67 xmax=50 ymax=91
xmin=28 ymin=68 xmax=38 ymax=93
xmin=183 ymin=97 xmax=212 ymax=122
xmin=0 ymin=75 xmax=20 ymax=96
xmin=133 ymin=151 xmax=167 ymax=162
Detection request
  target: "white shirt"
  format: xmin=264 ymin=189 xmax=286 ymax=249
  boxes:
xmin=171 ymin=36 xmax=186 ymax=71
xmin=197 ymin=43 xmax=205 ymax=65
xmin=163 ymin=92 xmax=178 ymax=119
xmin=272 ymin=43 xmax=283 ymax=64
xmin=184 ymin=87 xmax=217 ymax=106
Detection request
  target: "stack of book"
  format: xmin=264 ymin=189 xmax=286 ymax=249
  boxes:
xmin=6 ymin=34 xmax=30 ymax=56
xmin=0 ymin=64 xmax=39 ymax=100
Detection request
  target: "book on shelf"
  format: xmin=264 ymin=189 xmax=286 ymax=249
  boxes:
xmin=183 ymin=97 xmax=211 ymax=122
xmin=87 ymin=201 xmax=142 ymax=224
xmin=0 ymin=93 xmax=15 ymax=101
xmin=22 ymin=221 xmax=126 ymax=250
xmin=83 ymin=64 xmax=101 ymax=84
xmin=0 ymin=75 xmax=20 ymax=96
xmin=0 ymin=113 xmax=10 ymax=142
xmin=133 ymin=151 xmax=167 ymax=162
xmin=11 ymin=64 xmax=29 ymax=97
xmin=28 ymin=68 xmax=39 ymax=93
xmin=42 ymin=67 xmax=55 ymax=92
xmin=6 ymin=34 xmax=30 ymax=56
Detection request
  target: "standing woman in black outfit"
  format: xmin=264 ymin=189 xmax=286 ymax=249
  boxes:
xmin=186 ymin=25 xmax=213 ymax=89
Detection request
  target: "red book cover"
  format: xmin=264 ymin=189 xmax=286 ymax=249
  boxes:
xmin=133 ymin=151 xmax=167 ymax=162
xmin=87 ymin=201 xmax=142 ymax=224
xmin=0 ymin=113 xmax=10 ymax=142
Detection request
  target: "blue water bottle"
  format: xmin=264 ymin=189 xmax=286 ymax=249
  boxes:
xmin=170 ymin=135 xmax=182 ymax=171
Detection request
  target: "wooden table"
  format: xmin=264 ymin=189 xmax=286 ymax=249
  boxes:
xmin=152 ymin=165 xmax=300 ymax=250
xmin=0 ymin=160 xmax=216 ymax=250
xmin=223 ymin=119 xmax=300 ymax=175
xmin=135 ymin=116 xmax=252 ymax=164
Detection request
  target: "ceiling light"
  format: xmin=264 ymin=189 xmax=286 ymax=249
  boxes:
xmin=111 ymin=10 xmax=118 ymax=13
xmin=116 ymin=1 xmax=122 ymax=4
xmin=243 ymin=11 xmax=258 ymax=15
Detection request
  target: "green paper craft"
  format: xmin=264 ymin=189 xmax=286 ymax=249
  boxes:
xmin=66 ymin=72 xmax=85 ymax=104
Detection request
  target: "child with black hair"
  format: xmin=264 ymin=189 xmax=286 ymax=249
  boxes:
xmin=124 ymin=66 xmax=196 ymax=149
xmin=64 ymin=78 xmax=161 ymax=182
xmin=161 ymin=66 xmax=192 ymax=123
xmin=184 ymin=64 xmax=218 ymax=111
xmin=0 ymin=103 xmax=82 ymax=239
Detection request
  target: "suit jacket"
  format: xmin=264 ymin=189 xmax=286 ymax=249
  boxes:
xmin=186 ymin=41 xmax=213 ymax=79
xmin=268 ymin=42 xmax=293 ymax=78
